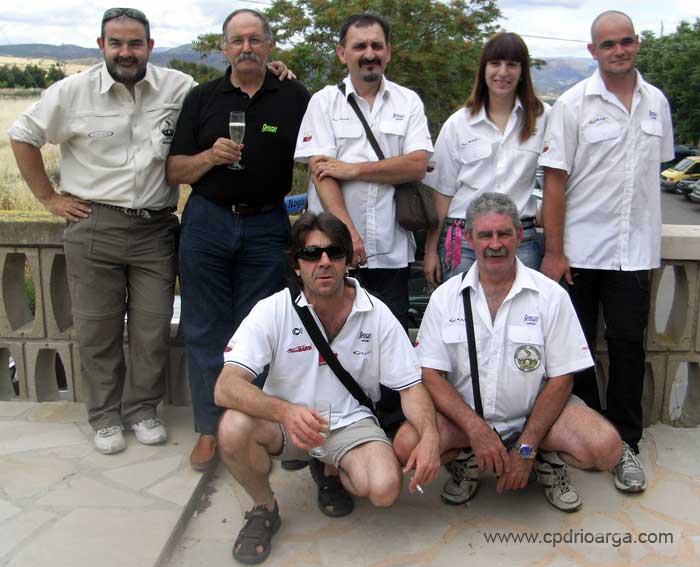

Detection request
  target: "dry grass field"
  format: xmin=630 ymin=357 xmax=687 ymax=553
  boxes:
xmin=0 ymin=55 xmax=93 ymax=76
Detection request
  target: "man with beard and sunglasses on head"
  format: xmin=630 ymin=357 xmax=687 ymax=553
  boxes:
xmin=8 ymin=8 xmax=196 ymax=455
xmin=167 ymin=9 xmax=310 ymax=473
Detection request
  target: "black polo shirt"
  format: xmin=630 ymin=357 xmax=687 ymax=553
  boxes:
xmin=169 ymin=68 xmax=310 ymax=208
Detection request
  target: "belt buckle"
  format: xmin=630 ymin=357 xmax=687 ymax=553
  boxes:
xmin=231 ymin=204 xmax=249 ymax=215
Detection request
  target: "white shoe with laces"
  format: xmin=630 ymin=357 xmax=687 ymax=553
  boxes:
xmin=612 ymin=442 xmax=646 ymax=492
xmin=441 ymin=449 xmax=480 ymax=505
xmin=94 ymin=425 xmax=126 ymax=454
xmin=534 ymin=451 xmax=582 ymax=512
xmin=131 ymin=417 xmax=167 ymax=445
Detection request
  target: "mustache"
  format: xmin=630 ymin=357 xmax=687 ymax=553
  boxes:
xmin=236 ymin=52 xmax=261 ymax=63
xmin=359 ymin=58 xmax=380 ymax=66
xmin=484 ymin=248 xmax=508 ymax=257
xmin=114 ymin=56 xmax=139 ymax=65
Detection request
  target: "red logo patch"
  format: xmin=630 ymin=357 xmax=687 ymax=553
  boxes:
xmin=224 ymin=346 xmax=232 ymax=353
xmin=288 ymin=345 xmax=313 ymax=353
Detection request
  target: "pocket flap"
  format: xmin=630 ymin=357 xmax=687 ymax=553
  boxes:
xmin=380 ymin=118 xmax=408 ymax=136
xmin=459 ymin=140 xmax=492 ymax=164
xmin=331 ymin=121 xmax=362 ymax=139
xmin=508 ymin=325 xmax=543 ymax=345
xmin=641 ymin=119 xmax=662 ymax=137
xmin=582 ymin=121 xmax=621 ymax=143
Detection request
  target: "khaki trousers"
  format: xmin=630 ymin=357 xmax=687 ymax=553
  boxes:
xmin=63 ymin=205 xmax=178 ymax=430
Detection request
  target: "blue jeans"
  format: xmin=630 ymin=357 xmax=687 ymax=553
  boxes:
xmin=179 ymin=193 xmax=290 ymax=434
xmin=438 ymin=219 xmax=543 ymax=281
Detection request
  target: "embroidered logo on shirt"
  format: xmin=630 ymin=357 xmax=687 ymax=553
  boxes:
xmin=292 ymin=327 xmax=303 ymax=336
xmin=392 ymin=113 xmax=405 ymax=121
xmin=588 ymin=116 xmax=607 ymax=125
xmin=224 ymin=345 xmax=233 ymax=353
xmin=353 ymin=350 xmax=371 ymax=356
xmin=88 ymin=130 xmax=114 ymax=138
xmin=287 ymin=345 xmax=312 ymax=353
xmin=648 ymin=110 xmax=657 ymax=120
xmin=302 ymin=131 xmax=312 ymax=142
xmin=161 ymin=117 xmax=175 ymax=141
xmin=514 ymin=345 xmax=541 ymax=372
xmin=358 ymin=331 xmax=372 ymax=342
xmin=523 ymin=314 xmax=539 ymax=325
xmin=261 ymin=123 xmax=278 ymax=133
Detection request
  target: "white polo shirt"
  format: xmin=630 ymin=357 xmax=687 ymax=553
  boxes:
xmin=425 ymin=99 xmax=549 ymax=220
xmin=223 ymin=278 xmax=422 ymax=430
xmin=7 ymin=63 xmax=195 ymax=210
xmin=417 ymin=260 xmax=593 ymax=438
xmin=538 ymin=70 xmax=674 ymax=270
xmin=294 ymin=76 xmax=434 ymax=269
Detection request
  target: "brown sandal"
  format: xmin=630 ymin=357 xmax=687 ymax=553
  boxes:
xmin=232 ymin=501 xmax=281 ymax=565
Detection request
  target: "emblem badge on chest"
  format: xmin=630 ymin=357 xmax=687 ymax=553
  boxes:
xmin=514 ymin=345 xmax=541 ymax=372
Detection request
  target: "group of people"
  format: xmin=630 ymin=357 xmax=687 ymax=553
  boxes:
xmin=8 ymin=5 xmax=673 ymax=565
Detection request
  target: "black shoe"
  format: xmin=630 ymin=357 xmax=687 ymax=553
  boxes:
xmin=281 ymin=459 xmax=309 ymax=471
xmin=308 ymin=458 xmax=354 ymax=517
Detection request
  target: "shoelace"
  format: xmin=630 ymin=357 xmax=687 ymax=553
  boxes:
xmin=621 ymin=447 xmax=642 ymax=473
xmin=140 ymin=417 xmax=164 ymax=429
xmin=553 ymin=465 xmax=573 ymax=494
xmin=452 ymin=456 xmax=477 ymax=484
xmin=97 ymin=425 xmax=121 ymax=436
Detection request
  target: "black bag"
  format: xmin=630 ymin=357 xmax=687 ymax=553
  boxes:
xmin=337 ymin=83 xmax=438 ymax=232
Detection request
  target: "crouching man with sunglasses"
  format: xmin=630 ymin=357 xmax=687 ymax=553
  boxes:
xmin=214 ymin=212 xmax=440 ymax=564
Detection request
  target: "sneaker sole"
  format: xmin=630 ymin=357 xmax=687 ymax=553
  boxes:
xmin=614 ymin=476 xmax=646 ymax=493
xmin=440 ymin=484 xmax=479 ymax=506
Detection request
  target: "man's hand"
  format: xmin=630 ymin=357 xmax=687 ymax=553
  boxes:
xmin=349 ymin=229 xmax=367 ymax=267
xmin=267 ymin=60 xmax=296 ymax=80
xmin=423 ymin=252 xmax=442 ymax=287
xmin=280 ymin=404 xmax=326 ymax=450
xmin=43 ymin=193 xmax=92 ymax=222
xmin=467 ymin=419 xmax=510 ymax=476
xmin=540 ymin=252 xmax=572 ymax=285
xmin=208 ymin=138 xmax=243 ymax=167
xmin=496 ymin=449 xmax=534 ymax=493
xmin=402 ymin=432 xmax=440 ymax=493
xmin=313 ymin=156 xmax=360 ymax=182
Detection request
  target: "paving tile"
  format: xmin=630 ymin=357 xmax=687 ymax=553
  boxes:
xmin=571 ymin=513 xmax=638 ymax=564
xmin=0 ymin=402 xmax=35 ymax=419
xmin=0 ymin=509 xmax=55 ymax=559
xmin=81 ymin=439 xmax=163 ymax=469
xmin=626 ymin=506 xmax=683 ymax=560
xmin=103 ymin=455 xmax=183 ymax=491
xmin=7 ymin=509 xmax=180 ymax=567
xmin=0 ymin=421 xmax=85 ymax=456
xmin=147 ymin=464 xmax=203 ymax=506
xmin=26 ymin=401 xmax=87 ymax=423
xmin=36 ymin=476 xmax=156 ymax=508
xmin=0 ymin=454 xmax=77 ymax=499
xmin=640 ymin=477 xmax=700 ymax=525
xmin=651 ymin=424 xmax=700 ymax=478
xmin=0 ymin=497 xmax=21 ymax=522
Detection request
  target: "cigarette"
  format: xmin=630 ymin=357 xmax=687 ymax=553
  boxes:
xmin=416 ymin=483 xmax=424 ymax=494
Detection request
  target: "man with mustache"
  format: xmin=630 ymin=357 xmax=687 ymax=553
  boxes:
xmin=394 ymin=192 xmax=622 ymax=512
xmin=539 ymin=10 xmax=674 ymax=493
xmin=8 ymin=8 xmax=196 ymax=454
xmin=167 ymin=9 xmax=310 ymax=471
xmin=294 ymin=13 xmax=433 ymax=331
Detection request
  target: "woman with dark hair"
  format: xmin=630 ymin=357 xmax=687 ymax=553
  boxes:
xmin=423 ymin=32 xmax=549 ymax=285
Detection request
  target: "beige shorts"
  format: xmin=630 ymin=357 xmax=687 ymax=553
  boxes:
xmin=273 ymin=417 xmax=391 ymax=469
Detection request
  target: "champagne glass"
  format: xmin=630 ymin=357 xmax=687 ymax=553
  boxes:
xmin=228 ymin=111 xmax=245 ymax=170
xmin=308 ymin=400 xmax=332 ymax=458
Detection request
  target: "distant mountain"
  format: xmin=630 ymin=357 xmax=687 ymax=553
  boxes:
xmin=1 ymin=43 xmax=595 ymax=97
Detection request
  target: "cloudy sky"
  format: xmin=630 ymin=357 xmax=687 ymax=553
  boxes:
xmin=0 ymin=0 xmax=697 ymax=58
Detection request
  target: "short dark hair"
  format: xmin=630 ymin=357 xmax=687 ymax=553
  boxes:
xmin=222 ymin=8 xmax=273 ymax=43
xmin=101 ymin=7 xmax=150 ymax=41
xmin=288 ymin=212 xmax=353 ymax=271
xmin=465 ymin=192 xmax=521 ymax=235
xmin=339 ymin=13 xmax=390 ymax=46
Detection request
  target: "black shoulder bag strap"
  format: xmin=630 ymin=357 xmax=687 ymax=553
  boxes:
xmin=461 ymin=273 xmax=484 ymax=417
xmin=337 ymin=81 xmax=386 ymax=161
xmin=289 ymin=287 xmax=375 ymax=413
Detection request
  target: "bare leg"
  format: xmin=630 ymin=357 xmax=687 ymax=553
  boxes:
xmin=540 ymin=403 xmax=622 ymax=470
xmin=394 ymin=412 xmax=469 ymax=465
xmin=338 ymin=441 xmax=402 ymax=507
xmin=217 ymin=409 xmax=284 ymax=509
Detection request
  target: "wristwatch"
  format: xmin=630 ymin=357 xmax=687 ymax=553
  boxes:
xmin=516 ymin=443 xmax=537 ymax=459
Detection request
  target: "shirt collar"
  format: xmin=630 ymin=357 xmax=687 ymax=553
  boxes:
xmin=295 ymin=277 xmax=373 ymax=313
xmin=585 ymin=68 xmax=644 ymax=98
xmin=99 ymin=62 xmax=157 ymax=95
xmin=342 ymin=75 xmax=388 ymax=101
xmin=458 ymin=258 xmax=539 ymax=298
xmin=467 ymin=96 xmax=523 ymax=126
xmin=220 ymin=67 xmax=280 ymax=94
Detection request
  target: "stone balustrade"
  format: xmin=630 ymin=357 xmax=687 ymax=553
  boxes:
xmin=1 ymin=212 xmax=699 ymax=428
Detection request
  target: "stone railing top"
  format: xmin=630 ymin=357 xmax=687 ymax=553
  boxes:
xmin=0 ymin=211 xmax=64 ymax=246
xmin=661 ymin=224 xmax=700 ymax=261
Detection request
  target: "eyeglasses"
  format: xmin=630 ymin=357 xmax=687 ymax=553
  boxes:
xmin=102 ymin=7 xmax=149 ymax=26
xmin=295 ymin=245 xmax=347 ymax=262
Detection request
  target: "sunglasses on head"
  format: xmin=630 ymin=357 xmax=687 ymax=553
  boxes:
xmin=102 ymin=7 xmax=149 ymax=25
xmin=295 ymin=245 xmax=347 ymax=262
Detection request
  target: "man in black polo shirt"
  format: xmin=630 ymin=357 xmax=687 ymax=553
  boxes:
xmin=167 ymin=8 xmax=310 ymax=471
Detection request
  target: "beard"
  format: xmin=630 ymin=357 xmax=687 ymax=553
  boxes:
xmin=361 ymin=71 xmax=382 ymax=83
xmin=484 ymin=248 xmax=508 ymax=257
xmin=359 ymin=57 xmax=382 ymax=83
xmin=105 ymin=56 xmax=148 ymax=85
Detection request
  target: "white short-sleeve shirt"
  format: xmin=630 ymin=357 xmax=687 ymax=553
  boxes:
xmin=224 ymin=278 xmax=422 ymax=430
xmin=539 ymin=70 xmax=674 ymax=270
xmin=425 ymin=99 xmax=549 ymax=220
xmin=294 ymin=76 xmax=434 ymax=269
xmin=7 ymin=63 xmax=195 ymax=210
xmin=417 ymin=260 xmax=593 ymax=438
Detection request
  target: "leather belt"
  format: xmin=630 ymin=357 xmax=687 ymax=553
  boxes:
xmin=92 ymin=201 xmax=175 ymax=219
xmin=230 ymin=203 xmax=278 ymax=216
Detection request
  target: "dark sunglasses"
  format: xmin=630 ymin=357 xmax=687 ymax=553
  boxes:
xmin=295 ymin=245 xmax=347 ymax=262
xmin=102 ymin=7 xmax=149 ymax=25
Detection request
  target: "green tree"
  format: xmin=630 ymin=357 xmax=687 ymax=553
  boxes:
xmin=168 ymin=59 xmax=221 ymax=83
xmin=194 ymin=0 xmax=501 ymax=136
xmin=637 ymin=19 xmax=700 ymax=145
xmin=46 ymin=63 xmax=66 ymax=84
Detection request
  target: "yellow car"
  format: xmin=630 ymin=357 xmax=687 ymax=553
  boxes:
xmin=660 ymin=156 xmax=700 ymax=192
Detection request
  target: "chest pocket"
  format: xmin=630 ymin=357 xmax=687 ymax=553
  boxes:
xmin=332 ymin=120 xmax=363 ymax=139
xmin=458 ymin=141 xmax=492 ymax=189
xmin=73 ymin=111 xmax=130 ymax=167
xmin=639 ymin=119 xmax=662 ymax=159
xmin=582 ymin=120 xmax=622 ymax=145
xmin=146 ymin=104 xmax=182 ymax=160
xmin=508 ymin=325 xmax=544 ymax=374
xmin=459 ymin=140 xmax=492 ymax=164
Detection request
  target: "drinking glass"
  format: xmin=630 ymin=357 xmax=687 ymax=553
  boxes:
xmin=308 ymin=400 xmax=332 ymax=458
xmin=228 ymin=111 xmax=245 ymax=170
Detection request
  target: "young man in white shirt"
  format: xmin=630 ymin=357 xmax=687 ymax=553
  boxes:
xmin=214 ymin=212 xmax=440 ymax=564
xmin=394 ymin=193 xmax=622 ymax=513
xmin=539 ymin=10 xmax=674 ymax=493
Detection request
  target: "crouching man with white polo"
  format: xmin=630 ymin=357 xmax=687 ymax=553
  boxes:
xmin=213 ymin=212 xmax=440 ymax=564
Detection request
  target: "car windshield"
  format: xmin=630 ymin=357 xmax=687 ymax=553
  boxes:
xmin=672 ymin=158 xmax=694 ymax=171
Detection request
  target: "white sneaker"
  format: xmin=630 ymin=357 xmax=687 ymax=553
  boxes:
xmin=534 ymin=451 xmax=582 ymax=512
xmin=94 ymin=425 xmax=126 ymax=454
xmin=131 ymin=417 xmax=168 ymax=445
xmin=441 ymin=449 xmax=480 ymax=505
